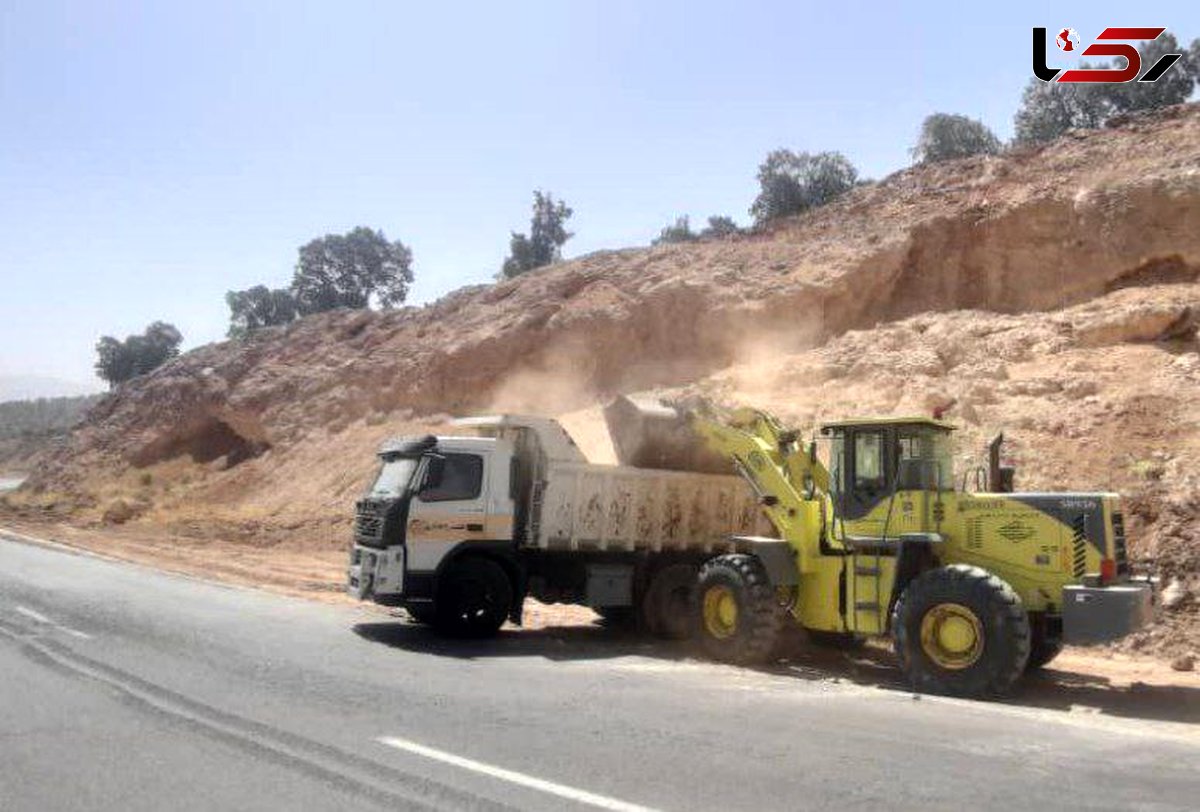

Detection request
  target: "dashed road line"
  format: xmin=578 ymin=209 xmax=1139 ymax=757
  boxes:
xmin=377 ymin=735 xmax=659 ymax=812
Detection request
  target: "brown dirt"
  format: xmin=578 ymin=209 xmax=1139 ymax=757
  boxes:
xmin=4 ymin=103 xmax=1200 ymax=667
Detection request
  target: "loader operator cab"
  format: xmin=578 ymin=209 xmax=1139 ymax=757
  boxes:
xmin=821 ymin=418 xmax=954 ymax=534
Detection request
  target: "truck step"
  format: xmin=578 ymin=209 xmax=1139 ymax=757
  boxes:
xmin=854 ymin=566 xmax=881 ymax=577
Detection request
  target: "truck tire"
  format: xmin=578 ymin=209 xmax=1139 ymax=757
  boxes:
xmin=892 ymin=564 xmax=1030 ymax=698
xmin=595 ymin=606 xmax=638 ymax=630
xmin=434 ymin=557 xmax=513 ymax=638
xmin=404 ymin=603 xmax=437 ymax=625
xmin=695 ymin=554 xmax=783 ymax=665
xmin=643 ymin=563 xmax=698 ymax=640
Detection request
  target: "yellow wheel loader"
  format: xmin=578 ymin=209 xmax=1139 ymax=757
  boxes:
xmin=620 ymin=399 xmax=1153 ymax=698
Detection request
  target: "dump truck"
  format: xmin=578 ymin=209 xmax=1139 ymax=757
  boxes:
xmin=347 ymin=415 xmax=772 ymax=639
xmin=348 ymin=399 xmax=1153 ymax=697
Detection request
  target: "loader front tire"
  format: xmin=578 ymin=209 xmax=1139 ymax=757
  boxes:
xmin=1025 ymin=620 xmax=1064 ymax=671
xmin=892 ymin=565 xmax=1030 ymax=698
xmin=695 ymin=554 xmax=783 ymax=665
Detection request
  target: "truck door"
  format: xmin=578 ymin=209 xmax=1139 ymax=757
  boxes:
xmin=405 ymin=451 xmax=490 ymax=572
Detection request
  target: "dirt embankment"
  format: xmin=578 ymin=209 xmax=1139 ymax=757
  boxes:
xmin=4 ymin=104 xmax=1200 ymax=665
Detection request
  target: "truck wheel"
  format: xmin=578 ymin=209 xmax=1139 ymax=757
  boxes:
xmin=434 ymin=558 xmax=512 ymax=638
xmin=643 ymin=563 xmax=698 ymax=640
xmin=595 ymin=606 xmax=638 ymax=630
xmin=892 ymin=565 xmax=1030 ymax=698
xmin=1026 ymin=628 xmax=1064 ymax=671
xmin=404 ymin=603 xmax=437 ymax=625
xmin=695 ymin=554 xmax=782 ymax=664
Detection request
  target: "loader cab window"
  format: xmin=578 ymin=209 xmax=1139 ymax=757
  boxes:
xmin=897 ymin=428 xmax=954 ymax=491
xmin=418 ymin=453 xmax=484 ymax=503
xmin=853 ymin=431 xmax=886 ymax=497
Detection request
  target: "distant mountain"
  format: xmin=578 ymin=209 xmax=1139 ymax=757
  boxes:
xmin=0 ymin=375 xmax=102 ymax=404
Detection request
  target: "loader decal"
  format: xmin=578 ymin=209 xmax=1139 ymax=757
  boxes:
xmin=997 ymin=520 xmax=1035 ymax=542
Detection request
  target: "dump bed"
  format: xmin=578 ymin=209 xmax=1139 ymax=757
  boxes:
xmin=453 ymin=414 xmax=769 ymax=553
xmin=528 ymin=461 xmax=767 ymax=552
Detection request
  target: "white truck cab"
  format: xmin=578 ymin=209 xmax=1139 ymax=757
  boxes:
xmin=349 ymin=434 xmax=515 ymax=607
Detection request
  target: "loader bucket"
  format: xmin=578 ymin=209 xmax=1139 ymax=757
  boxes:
xmin=603 ymin=395 xmax=731 ymax=474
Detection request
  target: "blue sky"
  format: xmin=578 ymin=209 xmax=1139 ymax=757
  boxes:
xmin=1 ymin=1 xmax=1196 ymax=387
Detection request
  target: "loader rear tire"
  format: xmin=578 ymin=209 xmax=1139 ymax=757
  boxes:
xmin=643 ymin=563 xmax=698 ymax=640
xmin=892 ymin=565 xmax=1030 ymax=698
xmin=695 ymin=554 xmax=783 ymax=665
xmin=434 ymin=557 xmax=512 ymax=638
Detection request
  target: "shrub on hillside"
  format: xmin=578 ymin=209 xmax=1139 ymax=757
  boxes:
xmin=502 ymin=191 xmax=574 ymax=278
xmin=911 ymin=113 xmax=1000 ymax=163
xmin=652 ymin=216 xmax=698 ymax=245
xmin=750 ymin=150 xmax=858 ymax=225
xmin=226 ymin=286 xmax=299 ymax=338
xmin=95 ymin=322 xmax=183 ymax=387
xmin=699 ymin=215 xmax=740 ymax=238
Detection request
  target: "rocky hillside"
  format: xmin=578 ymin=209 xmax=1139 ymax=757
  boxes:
xmin=9 ymin=105 xmax=1200 ymax=653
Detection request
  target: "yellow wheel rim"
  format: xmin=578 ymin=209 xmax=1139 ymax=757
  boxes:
xmin=919 ymin=602 xmax=984 ymax=670
xmin=702 ymin=585 xmax=739 ymax=639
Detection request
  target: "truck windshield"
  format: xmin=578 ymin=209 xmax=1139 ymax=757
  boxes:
xmin=368 ymin=457 xmax=419 ymax=499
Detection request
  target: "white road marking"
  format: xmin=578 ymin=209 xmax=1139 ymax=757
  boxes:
xmin=377 ymin=735 xmax=658 ymax=812
xmin=14 ymin=604 xmax=93 ymax=639
xmin=15 ymin=605 xmax=53 ymax=624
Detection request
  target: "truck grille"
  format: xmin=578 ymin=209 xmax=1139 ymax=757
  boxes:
xmin=354 ymin=501 xmax=386 ymax=547
xmin=1111 ymin=512 xmax=1130 ymax=577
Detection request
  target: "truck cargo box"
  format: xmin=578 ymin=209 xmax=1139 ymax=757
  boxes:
xmin=529 ymin=462 xmax=767 ymax=552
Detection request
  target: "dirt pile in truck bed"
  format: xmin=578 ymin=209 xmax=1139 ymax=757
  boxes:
xmin=6 ymin=104 xmax=1200 ymax=657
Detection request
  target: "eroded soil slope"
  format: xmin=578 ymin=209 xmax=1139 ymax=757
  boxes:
xmin=6 ymin=105 xmax=1200 ymax=658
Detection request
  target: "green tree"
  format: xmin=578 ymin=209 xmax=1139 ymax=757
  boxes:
xmin=652 ymin=215 xmax=697 ymax=245
xmin=226 ymin=286 xmax=298 ymax=338
xmin=1106 ymin=33 xmax=1196 ymax=114
xmin=291 ymin=227 xmax=413 ymax=315
xmin=95 ymin=322 xmax=183 ymax=388
xmin=501 ymin=191 xmax=574 ymax=278
xmin=911 ymin=113 xmax=1001 ymax=163
xmin=699 ymin=215 xmax=740 ymax=238
xmin=750 ymin=150 xmax=858 ymax=225
xmin=1015 ymin=33 xmax=1198 ymax=145
xmin=1013 ymin=73 xmax=1114 ymax=144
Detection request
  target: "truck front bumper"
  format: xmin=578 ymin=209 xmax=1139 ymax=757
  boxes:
xmin=347 ymin=544 xmax=405 ymax=601
xmin=1061 ymin=581 xmax=1154 ymax=645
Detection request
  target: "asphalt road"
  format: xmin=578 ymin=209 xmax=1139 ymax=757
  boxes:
xmin=1 ymin=532 xmax=1197 ymax=811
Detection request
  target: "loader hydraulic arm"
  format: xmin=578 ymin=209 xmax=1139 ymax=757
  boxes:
xmin=689 ymin=407 xmax=833 ymax=545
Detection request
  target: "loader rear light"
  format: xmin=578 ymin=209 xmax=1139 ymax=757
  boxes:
xmin=1100 ymin=558 xmax=1117 ymax=585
